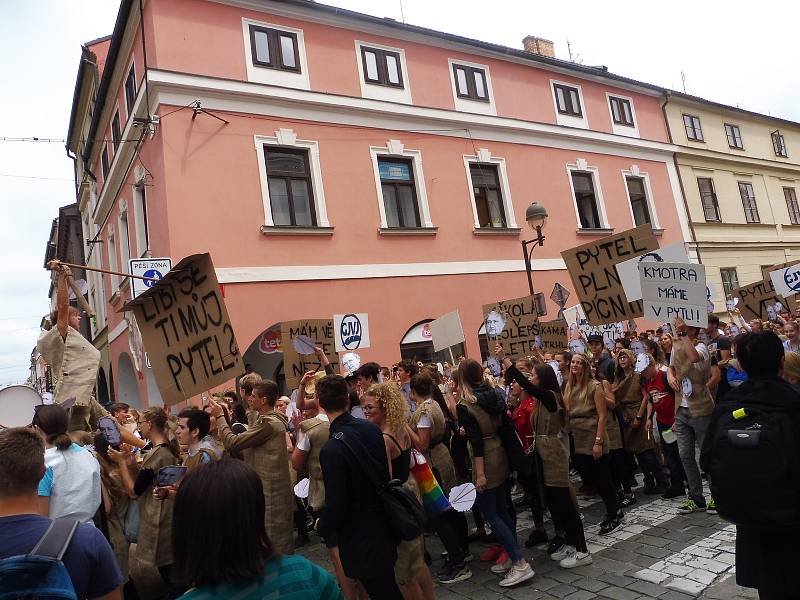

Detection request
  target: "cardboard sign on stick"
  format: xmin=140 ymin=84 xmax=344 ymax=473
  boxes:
xmin=731 ymin=278 xmax=795 ymax=321
xmin=429 ymin=311 xmax=465 ymax=353
xmin=281 ymin=319 xmax=338 ymax=390
xmin=639 ymin=262 xmax=708 ymax=327
xmin=616 ymin=242 xmax=689 ymax=301
xmin=122 ymin=253 xmax=244 ymax=406
xmin=538 ymin=320 xmax=569 ymax=354
xmin=561 ymin=224 xmax=659 ymax=326
xmin=482 ymin=295 xmax=539 ymax=356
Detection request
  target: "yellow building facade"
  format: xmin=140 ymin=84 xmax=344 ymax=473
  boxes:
xmin=663 ymin=93 xmax=800 ymax=310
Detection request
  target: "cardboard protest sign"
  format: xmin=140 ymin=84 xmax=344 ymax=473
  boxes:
xmin=538 ymin=320 xmax=569 ymax=354
xmin=561 ymin=224 xmax=659 ymax=325
xmin=769 ymin=263 xmax=800 ymax=298
xmin=122 ymin=253 xmax=243 ymax=406
xmin=731 ymin=278 xmax=795 ymax=321
xmin=333 ymin=313 xmax=370 ymax=352
xmin=429 ymin=310 xmax=465 ymax=352
xmin=639 ymin=262 xmax=708 ymax=327
xmin=761 ymin=260 xmax=800 ymax=281
xmin=281 ymin=319 xmax=339 ymax=390
xmin=482 ymin=295 xmax=539 ymax=356
xmin=616 ymin=242 xmax=689 ymax=301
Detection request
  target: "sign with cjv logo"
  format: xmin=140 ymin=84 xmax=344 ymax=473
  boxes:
xmin=333 ymin=313 xmax=371 ymax=352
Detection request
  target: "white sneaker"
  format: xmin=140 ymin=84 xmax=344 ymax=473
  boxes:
xmin=559 ymin=550 xmax=592 ymax=569
xmin=490 ymin=559 xmax=512 ymax=573
xmin=499 ymin=562 xmax=535 ymax=587
xmin=550 ymin=544 xmax=575 ymax=561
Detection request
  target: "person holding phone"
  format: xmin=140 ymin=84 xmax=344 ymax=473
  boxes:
xmin=110 ymin=407 xmax=182 ymax=597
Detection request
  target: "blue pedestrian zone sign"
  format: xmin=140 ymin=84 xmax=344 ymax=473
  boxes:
xmin=129 ymin=258 xmax=173 ymax=299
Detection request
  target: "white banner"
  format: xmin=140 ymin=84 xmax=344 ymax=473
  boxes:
xmin=770 ymin=263 xmax=800 ymax=298
xmin=333 ymin=313 xmax=370 ymax=352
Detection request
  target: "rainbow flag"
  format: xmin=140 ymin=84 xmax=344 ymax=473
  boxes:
xmin=410 ymin=450 xmax=451 ymax=517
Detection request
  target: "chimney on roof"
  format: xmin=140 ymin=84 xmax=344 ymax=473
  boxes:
xmin=522 ymin=36 xmax=555 ymax=58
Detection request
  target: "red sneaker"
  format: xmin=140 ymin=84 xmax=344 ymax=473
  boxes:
xmin=495 ymin=550 xmax=510 ymax=566
xmin=480 ymin=545 xmax=503 ymax=562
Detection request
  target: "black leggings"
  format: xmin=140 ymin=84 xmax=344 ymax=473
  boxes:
xmin=430 ymin=508 xmax=467 ymax=565
xmin=360 ymin=570 xmax=404 ymax=599
xmin=636 ymin=449 xmax=667 ymax=487
xmin=572 ymin=453 xmax=618 ymax=519
xmin=544 ymin=486 xmax=587 ymax=552
xmin=610 ymin=448 xmax=634 ymax=493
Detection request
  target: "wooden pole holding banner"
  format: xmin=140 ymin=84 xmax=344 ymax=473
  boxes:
xmin=52 ymin=261 xmax=163 ymax=283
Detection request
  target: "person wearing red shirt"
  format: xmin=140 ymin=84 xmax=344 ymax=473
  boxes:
xmin=636 ymin=354 xmax=686 ymax=499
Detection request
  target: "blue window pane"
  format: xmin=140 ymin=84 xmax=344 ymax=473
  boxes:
xmin=379 ymin=160 xmax=411 ymax=181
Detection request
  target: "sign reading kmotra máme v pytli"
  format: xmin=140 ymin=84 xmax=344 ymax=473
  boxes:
xmin=123 ymin=253 xmax=243 ymax=406
xmin=639 ymin=262 xmax=707 ymax=327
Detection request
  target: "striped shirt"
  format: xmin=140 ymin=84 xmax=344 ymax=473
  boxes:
xmin=178 ymin=555 xmax=342 ymax=600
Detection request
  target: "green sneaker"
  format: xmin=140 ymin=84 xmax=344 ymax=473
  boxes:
xmin=707 ymin=498 xmax=717 ymax=515
xmin=678 ymin=499 xmax=707 ymax=514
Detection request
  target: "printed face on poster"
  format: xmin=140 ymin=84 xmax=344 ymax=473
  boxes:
xmin=429 ymin=310 xmax=466 ymax=353
xmin=561 ymin=224 xmax=659 ymax=325
xmin=639 ymin=262 xmax=708 ymax=327
xmin=333 ymin=313 xmax=370 ymax=352
xmin=123 ymin=253 xmax=244 ymax=406
xmin=482 ymin=295 xmax=539 ymax=356
xmin=281 ymin=319 xmax=339 ymax=390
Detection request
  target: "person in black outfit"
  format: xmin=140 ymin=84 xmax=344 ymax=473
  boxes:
xmin=316 ymin=375 xmax=403 ymax=599
xmin=701 ymin=331 xmax=800 ymax=600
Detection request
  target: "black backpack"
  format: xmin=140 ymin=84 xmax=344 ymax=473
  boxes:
xmin=704 ymin=399 xmax=800 ymax=530
xmin=333 ymin=432 xmax=426 ymax=542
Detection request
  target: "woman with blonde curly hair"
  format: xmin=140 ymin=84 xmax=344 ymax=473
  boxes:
xmin=364 ymin=384 xmax=434 ymax=600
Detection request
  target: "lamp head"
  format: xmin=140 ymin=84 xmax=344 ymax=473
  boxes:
xmin=525 ymin=202 xmax=548 ymax=232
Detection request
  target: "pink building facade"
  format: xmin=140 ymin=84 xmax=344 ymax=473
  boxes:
xmin=68 ymin=0 xmax=691 ymax=406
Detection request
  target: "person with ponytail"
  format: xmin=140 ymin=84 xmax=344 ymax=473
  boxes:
xmin=110 ymin=406 xmax=182 ymax=596
xmin=33 ymin=403 xmax=101 ymax=522
xmin=454 ymin=359 xmax=534 ymax=588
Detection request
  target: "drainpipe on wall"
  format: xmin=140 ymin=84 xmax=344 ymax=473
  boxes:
xmin=661 ymin=92 xmax=702 ymax=264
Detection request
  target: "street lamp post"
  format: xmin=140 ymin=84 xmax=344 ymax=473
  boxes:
xmin=521 ymin=202 xmax=548 ymax=296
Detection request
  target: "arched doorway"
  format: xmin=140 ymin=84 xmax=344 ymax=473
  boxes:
xmin=399 ymin=320 xmax=466 ymax=365
xmin=96 ymin=367 xmax=110 ymax=408
xmin=117 ymin=352 xmax=141 ymax=408
xmin=145 ymin=366 xmax=163 ymax=407
xmin=242 ymin=324 xmax=286 ymax=393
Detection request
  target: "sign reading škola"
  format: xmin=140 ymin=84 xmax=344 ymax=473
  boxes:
xmin=561 ymin=224 xmax=659 ymax=326
xmin=639 ymin=262 xmax=708 ymax=327
xmin=123 ymin=253 xmax=244 ymax=406
xmin=482 ymin=295 xmax=539 ymax=356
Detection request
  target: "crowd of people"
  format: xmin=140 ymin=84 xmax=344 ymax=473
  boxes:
xmin=2 ymin=300 xmax=800 ymax=599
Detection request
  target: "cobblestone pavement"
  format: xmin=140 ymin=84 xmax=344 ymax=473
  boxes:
xmin=297 ymin=479 xmax=758 ymax=600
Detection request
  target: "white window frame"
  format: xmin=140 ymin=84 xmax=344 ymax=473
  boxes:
xmin=566 ymin=158 xmax=610 ymax=229
xmin=462 ymin=148 xmax=519 ymax=230
xmin=621 ymin=166 xmax=660 ymax=229
xmin=108 ymin=227 xmax=119 ymax=291
xmin=369 ymin=139 xmax=434 ymax=229
xmin=354 ymin=40 xmax=411 ymax=104
xmin=242 ymin=18 xmax=310 ymax=90
xmin=123 ymin=56 xmax=137 ymax=123
xmin=551 ymin=79 xmax=588 ymax=129
xmin=118 ymin=201 xmax=131 ymax=282
xmin=447 ymin=58 xmax=496 ymax=116
xmin=254 ymin=128 xmax=330 ymax=228
xmin=605 ymin=92 xmax=639 ymax=138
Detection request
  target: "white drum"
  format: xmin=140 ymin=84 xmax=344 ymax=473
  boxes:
xmin=0 ymin=385 xmax=42 ymax=429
